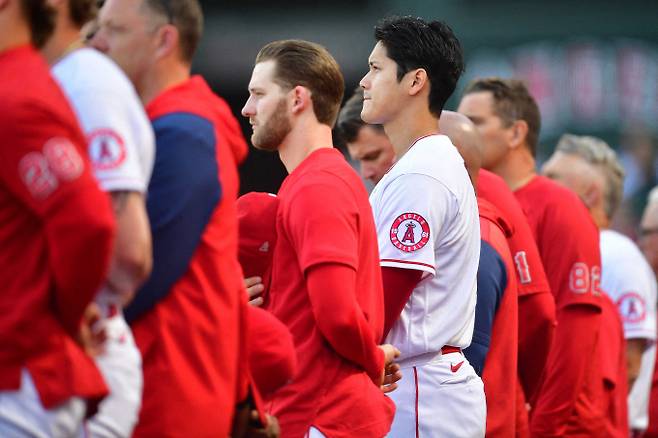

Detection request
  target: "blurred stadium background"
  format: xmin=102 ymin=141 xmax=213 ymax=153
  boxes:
xmin=195 ymin=0 xmax=658 ymax=236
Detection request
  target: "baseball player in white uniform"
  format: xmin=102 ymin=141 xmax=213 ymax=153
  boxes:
xmin=601 ymin=229 xmax=657 ymax=433
xmin=45 ymin=6 xmax=155 ymax=433
xmin=361 ymin=16 xmax=486 ymax=437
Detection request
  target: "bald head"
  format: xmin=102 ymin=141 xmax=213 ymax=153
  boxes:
xmin=439 ymin=110 xmax=483 ymax=185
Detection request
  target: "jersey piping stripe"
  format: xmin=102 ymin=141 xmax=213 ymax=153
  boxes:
xmin=381 ymin=133 xmax=442 ymax=178
xmin=414 ymin=366 xmax=420 ymax=438
xmin=381 ymin=259 xmax=435 ymax=270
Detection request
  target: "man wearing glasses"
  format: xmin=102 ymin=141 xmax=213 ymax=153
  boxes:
xmin=91 ymin=1 xmax=250 ymax=436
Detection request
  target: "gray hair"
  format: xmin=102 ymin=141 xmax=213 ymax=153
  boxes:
xmin=556 ymin=133 xmax=625 ymax=219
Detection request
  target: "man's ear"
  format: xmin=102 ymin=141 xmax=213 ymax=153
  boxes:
xmin=408 ymin=68 xmax=428 ymax=97
xmin=290 ymin=85 xmax=312 ymax=116
xmin=154 ymin=24 xmax=179 ymax=61
xmin=582 ymin=179 xmax=602 ymax=210
xmin=509 ymin=119 xmax=529 ymax=150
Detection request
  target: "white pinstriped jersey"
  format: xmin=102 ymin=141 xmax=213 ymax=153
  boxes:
xmin=369 ymin=134 xmax=480 ymax=360
xmin=600 ymin=229 xmax=657 ymax=430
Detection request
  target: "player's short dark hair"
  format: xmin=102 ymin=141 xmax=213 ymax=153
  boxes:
xmin=143 ymin=0 xmax=203 ymax=63
xmin=463 ymin=77 xmax=541 ymax=157
xmin=256 ymin=39 xmax=345 ymax=127
xmin=67 ymin=0 xmax=98 ymax=27
xmin=20 ymin=0 xmax=56 ymax=48
xmin=334 ymin=87 xmax=385 ymax=149
xmin=374 ymin=16 xmax=464 ymax=118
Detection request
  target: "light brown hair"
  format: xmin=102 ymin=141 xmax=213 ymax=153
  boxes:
xmin=256 ymin=39 xmax=345 ymax=127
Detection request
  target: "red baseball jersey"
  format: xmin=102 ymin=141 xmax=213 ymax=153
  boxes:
xmin=598 ymin=292 xmax=629 ymax=437
xmin=515 ymin=175 xmax=604 ymax=435
xmin=477 ymin=169 xmax=555 ymax=400
xmin=478 ymin=169 xmax=550 ymax=297
xmin=0 ymin=46 xmax=114 ymax=408
xmin=128 ymin=76 xmax=248 ymax=437
xmin=266 ymin=148 xmax=394 ymax=438
xmin=514 ymin=175 xmax=602 ymax=310
xmin=478 ymin=198 xmax=519 ymax=437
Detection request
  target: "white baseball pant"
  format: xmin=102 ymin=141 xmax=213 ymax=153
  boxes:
xmin=84 ymin=309 xmax=143 ymax=438
xmin=0 ymin=369 xmax=86 ymax=438
xmin=386 ymin=350 xmax=486 ymax=438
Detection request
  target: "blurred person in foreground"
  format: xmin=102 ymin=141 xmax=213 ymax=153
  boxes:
xmin=42 ymin=0 xmax=156 ymax=435
xmin=0 ymin=0 xmax=115 ymax=435
xmin=91 ymin=0 xmax=250 ymax=436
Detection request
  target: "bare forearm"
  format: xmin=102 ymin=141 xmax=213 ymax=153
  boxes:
xmin=626 ymin=338 xmax=647 ymax=392
xmin=106 ymin=191 xmax=152 ymax=302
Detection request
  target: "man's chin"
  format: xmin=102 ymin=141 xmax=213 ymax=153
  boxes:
xmin=360 ymin=108 xmax=374 ymax=124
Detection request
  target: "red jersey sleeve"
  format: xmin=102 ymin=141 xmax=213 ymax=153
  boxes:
xmin=530 ymin=305 xmax=602 ymax=436
xmin=286 ymin=182 xmax=384 ymax=382
xmin=306 ymin=263 xmax=385 ymax=384
xmin=285 ymin=181 xmax=358 ymax=272
xmin=540 ymin=193 xmax=602 ymax=310
xmin=0 ymin=99 xmax=115 ymax=336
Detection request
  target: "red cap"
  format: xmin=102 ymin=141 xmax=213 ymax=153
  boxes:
xmin=237 ymin=192 xmax=279 ymax=280
xmin=248 ymin=306 xmax=297 ymax=399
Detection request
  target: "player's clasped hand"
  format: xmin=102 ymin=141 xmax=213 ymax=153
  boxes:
xmin=77 ymin=303 xmax=107 ymax=358
xmin=245 ymin=276 xmax=265 ymax=307
xmin=378 ymin=344 xmax=402 ymax=394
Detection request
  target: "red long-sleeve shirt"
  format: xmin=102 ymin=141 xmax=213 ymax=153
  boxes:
xmin=478 ymin=169 xmax=555 ymax=401
xmin=0 ymin=45 xmax=114 ymax=408
xmin=266 ymin=148 xmax=394 ymax=438
xmin=515 ymin=175 xmax=604 ymax=436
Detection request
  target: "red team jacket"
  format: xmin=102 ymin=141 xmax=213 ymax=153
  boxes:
xmin=477 ymin=169 xmax=555 ymax=402
xmin=266 ymin=148 xmax=394 ymax=438
xmin=0 ymin=46 xmax=114 ymax=409
xmin=515 ymin=175 xmax=604 ymax=436
xmin=126 ymin=76 xmax=248 ymax=437
xmin=478 ymin=198 xmax=520 ymax=437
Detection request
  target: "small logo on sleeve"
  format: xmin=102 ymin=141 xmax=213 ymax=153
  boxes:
xmin=390 ymin=212 xmax=430 ymax=252
xmin=616 ymin=292 xmax=647 ymax=323
xmin=88 ymin=129 xmax=126 ymax=170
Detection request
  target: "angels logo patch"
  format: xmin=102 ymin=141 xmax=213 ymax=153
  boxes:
xmin=88 ymin=129 xmax=126 ymax=170
xmin=616 ymin=292 xmax=647 ymax=323
xmin=390 ymin=212 xmax=430 ymax=252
